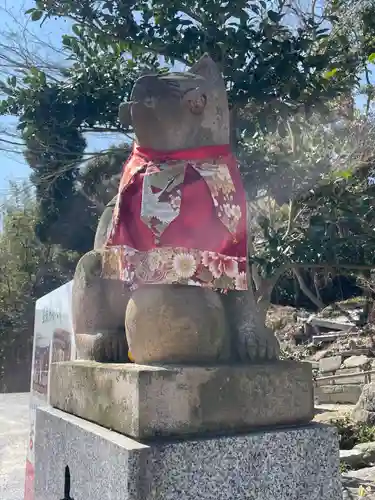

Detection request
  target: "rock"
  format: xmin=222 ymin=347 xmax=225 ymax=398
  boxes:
xmin=343 ymin=355 xmax=371 ymax=369
xmin=352 ymin=409 xmax=375 ymax=426
xmin=319 ymin=355 xmax=343 ymax=373
xmin=354 ymin=383 xmax=375 ymax=412
xmin=340 ymin=449 xmax=366 ymax=468
xmin=343 ymin=349 xmax=373 ymax=358
xmin=311 ymin=349 xmax=329 ymax=362
xmin=354 ymin=442 xmax=375 ymax=464
xmin=342 ymin=466 xmax=375 ymax=500
xmin=344 ymin=465 xmax=375 ymax=481
xmin=352 ymin=383 xmax=375 ymax=424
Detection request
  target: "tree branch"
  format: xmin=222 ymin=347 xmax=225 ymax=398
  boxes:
xmin=248 ymin=236 xmax=262 ymax=291
xmin=292 ymin=267 xmax=324 ymax=309
xmin=62 ymin=13 xmax=190 ymax=66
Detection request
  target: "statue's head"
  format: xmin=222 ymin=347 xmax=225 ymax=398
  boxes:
xmin=119 ymin=54 xmax=229 ymax=151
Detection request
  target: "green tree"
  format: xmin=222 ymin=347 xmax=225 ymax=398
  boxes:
xmin=0 ymin=182 xmax=79 ymax=391
xmin=1 ymin=0 xmax=374 ymax=331
xmin=79 ymin=141 xmax=132 ymax=210
xmin=2 ymin=0 xmax=365 ymax=199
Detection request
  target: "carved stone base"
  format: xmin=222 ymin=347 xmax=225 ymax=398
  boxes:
xmin=49 ymin=360 xmax=313 ymax=439
xmin=34 ymin=406 xmax=342 ymax=500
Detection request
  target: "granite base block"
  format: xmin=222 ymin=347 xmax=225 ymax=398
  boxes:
xmin=35 ymin=406 xmax=342 ymax=500
xmin=49 ymin=360 xmax=313 ymax=438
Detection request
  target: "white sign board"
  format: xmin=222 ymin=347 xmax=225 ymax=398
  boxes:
xmin=24 ymin=281 xmax=75 ymax=500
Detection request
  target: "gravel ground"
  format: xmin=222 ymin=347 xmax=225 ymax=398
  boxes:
xmin=0 ymin=393 xmax=29 ymax=500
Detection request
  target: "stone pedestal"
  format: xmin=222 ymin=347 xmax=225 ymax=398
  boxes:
xmin=35 ymin=406 xmax=342 ymax=500
xmin=49 ymin=360 xmax=314 ymax=438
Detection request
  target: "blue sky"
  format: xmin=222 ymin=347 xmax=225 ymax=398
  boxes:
xmin=0 ymin=0 xmax=372 ymax=197
xmin=0 ymin=0 xmax=124 ymax=196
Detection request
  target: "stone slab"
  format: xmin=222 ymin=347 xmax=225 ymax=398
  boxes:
xmin=319 ymin=355 xmax=343 ymax=373
xmin=49 ymin=360 xmax=314 ymax=439
xmin=314 ymin=384 xmax=362 ymax=404
xmin=343 ymin=355 xmax=371 ymax=369
xmin=312 ymin=334 xmax=341 ymax=344
xmin=309 ymin=317 xmax=354 ymax=331
xmin=34 ymin=406 xmax=342 ymax=500
xmin=316 ymin=368 xmax=367 ymax=386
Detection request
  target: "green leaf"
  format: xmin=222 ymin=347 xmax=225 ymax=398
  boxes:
xmin=62 ymin=36 xmax=72 ymax=47
xmin=72 ymin=24 xmax=81 ymax=36
xmin=368 ymin=53 xmax=375 ymax=64
xmin=31 ymin=10 xmax=43 ymax=21
xmin=267 ymin=10 xmax=281 ymax=23
xmin=323 ymin=68 xmax=338 ymax=79
xmin=10 ymin=76 xmax=16 ymax=87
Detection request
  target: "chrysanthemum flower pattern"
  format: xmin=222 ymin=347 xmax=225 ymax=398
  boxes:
xmin=102 ymin=246 xmax=247 ymax=291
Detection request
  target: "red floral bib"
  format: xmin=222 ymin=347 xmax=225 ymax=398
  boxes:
xmin=102 ymin=144 xmax=248 ymax=291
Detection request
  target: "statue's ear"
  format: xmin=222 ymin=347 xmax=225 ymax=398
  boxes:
xmin=119 ymin=102 xmax=132 ymax=127
xmin=190 ymin=53 xmax=222 ymax=82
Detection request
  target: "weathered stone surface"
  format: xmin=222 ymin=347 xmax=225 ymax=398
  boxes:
xmin=314 ymin=384 xmax=362 ymax=404
xmin=49 ymin=360 xmax=314 ymax=439
xmin=352 ymin=383 xmax=375 ymax=424
xmin=319 ymin=355 xmax=342 ymax=373
xmin=316 ymin=368 xmax=367 ymax=386
xmin=35 ymin=406 xmax=342 ymax=500
xmin=313 ymin=333 xmax=342 ymax=345
xmin=125 ymin=285 xmax=229 ymax=364
xmin=353 ymin=442 xmax=375 ymax=464
xmin=343 ymin=348 xmax=373 ymax=358
xmin=342 ymin=466 xmax=375 ymax=500
xmin=309 ymin=317 xmax=353 ymax=331
xmin=343 ymin=355 xmax=371 ymax=369
xmin=340 ymin=449 xmax=366 ymax=469
xmin=319 ymin=356 xmax=342 ymax=373
xmin=72 ymin=248 xmax=131 ymax=363
xmin=351 ymin=408 xmax=375 ymax=425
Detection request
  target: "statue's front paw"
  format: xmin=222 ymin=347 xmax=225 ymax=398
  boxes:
xmin=238 ymin=327 xmax=280 ymax=362
xmin=92 ymin=331 xmax=129 ymax=363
